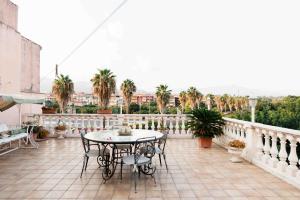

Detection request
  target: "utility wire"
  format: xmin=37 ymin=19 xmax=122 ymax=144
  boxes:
xmin=40 ymin=0 xmax=128 ymax=82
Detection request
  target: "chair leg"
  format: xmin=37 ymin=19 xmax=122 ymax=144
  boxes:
xmin=158 ymin=154 xmax=162 ymax=166
xmin=120 ymin=161 xmax=123 ymax=180
xmin=80 ymin=156 xmax=86 ymax=178
xmin=163 ymin=154 xmax=168 ymax=172
xmin=134 ymin=169 xmax=137 ymax=193
xmin=151 ymin=174 xmax=156 ymax=185
xmin=85 ymin=156 xmax=89 ymax=171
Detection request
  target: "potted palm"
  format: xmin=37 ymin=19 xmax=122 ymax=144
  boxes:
xmin=228 ymin=140 xmax=245 ymax=163
xmin=187 ymin=108 xmax=225 ymax=148
xmin=91 ymin=69 xmax=116 ymax=114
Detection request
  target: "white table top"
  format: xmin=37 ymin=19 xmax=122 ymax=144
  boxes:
xmin=84 ymin=129 xmax=163 ymax=144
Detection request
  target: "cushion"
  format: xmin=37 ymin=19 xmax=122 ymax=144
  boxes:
xmin=11 ymin=128 xmax=26 ymax=135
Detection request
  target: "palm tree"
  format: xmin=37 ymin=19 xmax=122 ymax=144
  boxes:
xmin=155 ymin=85 xmax=172 ymax=114
xmin=120 ymin=79 xmax=136 ymax=114
xmin=227 ymin=96 xmax=235 ymax=112
xmin=222 ymin=94 xmax=229 ymax=112
xmin=196 ymin=93 xmax=204 ymax=108
xmin=52 ymin=74 xmax=74 ymax=113
xmin=91 ymin=69 xmax=116 ymax=109
xmin=214 ymin=95 xmax=222 ymax=112
xmin=234 ymin=96 xmax=241 ymax=111
xmin=187 ymin=87 xmax=201 ymax=110
xmin=179 ymin=91 xmax=187 ymax=113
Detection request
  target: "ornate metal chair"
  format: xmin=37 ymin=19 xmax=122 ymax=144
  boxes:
xmin=120 ymin=137 xmax=157 ymax=193
xmin=80 ymin=132 xmax=110 ymax=178
xmin=155 ymin=133 xmax=168 ymax=171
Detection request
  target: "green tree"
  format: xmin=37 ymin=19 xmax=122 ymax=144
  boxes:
xmin=187 ymin=87 xmax=201 ymax=110
xmin=179 ymin=91 xmax=187 ymax=113
xmin=91 ymin=69 xmax=116 ymax=109
xmin=120 ymin=79 xmax=136 ymax=113
xmin=155 ymin=85 xmax=172 ymax=114
xmin=52 ymin=74 xmax=74 ymax=113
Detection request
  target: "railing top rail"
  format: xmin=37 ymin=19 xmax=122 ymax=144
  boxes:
xmin=224 ymin=117 xmax=300 ymax=136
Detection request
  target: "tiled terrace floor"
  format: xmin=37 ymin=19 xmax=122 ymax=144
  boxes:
xmin=0 ymin=138 xmax=300 ymax=200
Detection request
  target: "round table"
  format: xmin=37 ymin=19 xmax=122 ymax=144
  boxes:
xmin=84 ymin=129 xmax=163 ymax=182
xmin=84 ymin=129 xmax=164 ymax=144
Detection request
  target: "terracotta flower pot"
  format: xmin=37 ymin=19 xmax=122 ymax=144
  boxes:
xmin=97 ymin=109 xmax=112 ymax=114
xmin=198 ymin=137 xmax=212 ymax=148
xmin=42 ymin=107 xmax=56 ymax=114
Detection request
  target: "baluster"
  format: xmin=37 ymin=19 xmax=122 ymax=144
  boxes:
xmin=81 ymin=117 xmax=85 ymax=133
xmin=74 ymin=117 xmax=79 ymax=134
xmin=86 ymin=116 xmax=91 ymax=132
xmin=277 ymin=133 xmax=288 ymax=172
xmin=151 ymin=116 xmax=155 ymax=130
xmin=145 ymin=116 xmax=149 ymax=130
xmin=97 ymin=116 xmax=102 ymax=130
xmin=181 ymin=116 xmax=186 ymax=134
xmin=105 ymin=116 xmax=109 ymax=130
xmin=287 ymin=136 xmax=298 ymax=177
xmin=164 ymin=116 xmax=168 ymax=134
xmin=157 ymin=117 xmax=161 ymax=131
xmin=175 ymin=116 xmax=180 ymax=134
xmin=262 ymin=130 xmax=271 ymax=164
xmin=138 ymin=116 xmax=143 ymax=130
xmin=269 ymin=131 xmax=279 ymax=168
xmin=169 ymin=117 xmax=174 ymax=134
xmin=236 ymin=127 xmax=240 ymax=139
xmin=256 ymin=128 xmax=264 ymax=161
xmin=67 ymin=117 xmax=72 ymax=135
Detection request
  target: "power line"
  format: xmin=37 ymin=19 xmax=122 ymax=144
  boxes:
xmin=40 ymin=0 xmax=128 ymax=82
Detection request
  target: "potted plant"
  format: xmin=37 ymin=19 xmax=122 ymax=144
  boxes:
xmin=228 ymin=140 xmax=245 ymax=163
xmin=42 ymin=100 xmax=57 ymax=114
xmin=37 ymin=128 xmax=49 ymax=140
xmin=187 ymin=108 xmax=225 ymax=148
xmin=55 ymin=123 xmax=67 ymax=139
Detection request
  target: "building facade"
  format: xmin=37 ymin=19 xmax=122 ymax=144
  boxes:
xmin=0 ymin=0 xmax=42 ymax=125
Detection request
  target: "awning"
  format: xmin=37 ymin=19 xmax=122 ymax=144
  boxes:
xmin=0 ymin=95 xmax=44 ymax=112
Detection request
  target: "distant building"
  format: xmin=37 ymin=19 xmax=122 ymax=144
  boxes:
xmin=0 ymin=0 xmax=43 ymax=125
xmin=132 ymin=93 xmax=155 ymax=105
xmin=72 ymin=93 xmax=97 ymax=106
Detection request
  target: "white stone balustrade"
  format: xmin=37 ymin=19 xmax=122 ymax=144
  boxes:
xmin=37 ymin=114 xmax=192 ymax=138
xmin=32 ymin=113 xmax=300 ymax=189
xmin=221 ymin=117 xmax=300 ymax=189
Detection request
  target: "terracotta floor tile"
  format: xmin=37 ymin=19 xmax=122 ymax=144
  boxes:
xmin=0 ymin=138 xmax=299 ymax=200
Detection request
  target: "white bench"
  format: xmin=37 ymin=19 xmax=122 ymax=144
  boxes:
xmin=0 ymin=124 xmax=38 ymax=156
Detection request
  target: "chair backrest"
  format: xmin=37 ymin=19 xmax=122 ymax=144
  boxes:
xmin=158 ymin=133 xmax=168 ymax=153
xmin=133 ymin=136 xmax=156 ymax=164
xmin=80 ymin=132 xmax=90 ymax=153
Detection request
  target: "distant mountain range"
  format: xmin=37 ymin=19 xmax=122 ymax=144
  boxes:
xmin=41 ymin=79 xmax=287 ymax=97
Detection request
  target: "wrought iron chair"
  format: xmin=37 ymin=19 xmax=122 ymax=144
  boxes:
xmin=80 ymin=132 xmax=110 ymax=178
xmin=120 ymin=137 xmax=157 ymax=193
xmin=155 ymin=133 xmax=168 ymax=171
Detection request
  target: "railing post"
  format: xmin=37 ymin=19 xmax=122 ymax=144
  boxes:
xmin=242 ymin=124 xmax=256 ymax=162
xmin=255 ymin=128 xmax=264 ymax=161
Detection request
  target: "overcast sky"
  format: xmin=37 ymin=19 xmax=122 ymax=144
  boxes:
xmin=12 ymin=0 xmax=300 ymax=95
